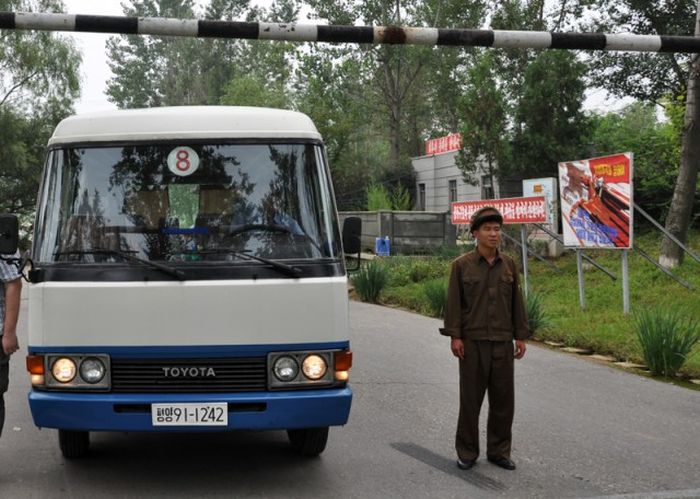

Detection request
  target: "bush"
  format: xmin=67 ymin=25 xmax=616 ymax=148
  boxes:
xmin=634 ymin=308 xmax=700 ymax=377
xmin=526 ymin=291 xmax=549 ymax=336
xmin=435 ymin=244 xmax=464 ymax=260
xmin=351 ymin=259 xmax=389 ymax=303
xmin=423 ymin=279 xmax=448 ymax=318
xmin=366 ymin=183 xmax=392 ymax=211
xmin=409 ymin=259 xmax=447 ymax=283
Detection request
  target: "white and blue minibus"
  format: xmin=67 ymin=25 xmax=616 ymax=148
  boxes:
xmin=12 ymin=106 xmax=360 ymax=458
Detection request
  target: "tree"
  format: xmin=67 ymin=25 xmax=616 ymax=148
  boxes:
xmin=105 ymin=0 xmax=200 ymax=108
xmin=220 ymin=75 xmax=290 ymax=108
xmin=0 ymin=0 xmax=81 ymax=217
xmin=584 ymin=0 xmax=695 ymax=104
xmin=578 ymin=0 xmax=698 ymax=266
xmin=510 ymin=50 xmax=590 ymax=179
xmin=456 ymin=52 xmax=509 ymax=190
xmin=589 ymin=103 xmax=683 ymax=223
xmin=661 ymin=1 xmax=700 ymax=267
xmin=106 ymin=0 xmax=299 ymax=109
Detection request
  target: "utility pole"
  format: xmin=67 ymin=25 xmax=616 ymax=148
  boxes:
xmin=659 ymin=0 xmax=700 ymax=268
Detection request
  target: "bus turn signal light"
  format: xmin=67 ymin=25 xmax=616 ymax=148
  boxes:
xmin=334 ymin=350 xmax=352 ymax=371
xmin=26 ymin=355 xmax=45 ymax=375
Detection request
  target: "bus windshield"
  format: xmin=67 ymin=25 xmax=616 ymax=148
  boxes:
xmin=34 ymin=142 xmax=341 ymax=264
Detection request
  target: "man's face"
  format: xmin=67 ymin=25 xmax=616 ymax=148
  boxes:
xmin=473 ymin=221 xmax=502 ymax=250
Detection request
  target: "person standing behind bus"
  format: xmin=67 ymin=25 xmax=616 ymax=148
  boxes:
xmin=440 ymin=207 xmax=529 ymax=471
xmin=0 ymin=253 xmax=22 ymax=439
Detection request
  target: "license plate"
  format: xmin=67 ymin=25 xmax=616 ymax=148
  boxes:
xmin=151 ymin=403 xmax=228 ymax=426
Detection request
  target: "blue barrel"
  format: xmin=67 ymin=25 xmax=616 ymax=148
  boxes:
xmin=375 ymin=236 xmax=390 ymax=256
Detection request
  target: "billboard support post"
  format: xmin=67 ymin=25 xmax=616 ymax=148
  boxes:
xmin=622 ymin=250 xmax=630 ymax=315
xmin=576 ymin=250 xmax=586 ymax=311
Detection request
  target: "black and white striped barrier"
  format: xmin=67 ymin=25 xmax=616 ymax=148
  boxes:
xmin=1 ymin=11 xmax=699 ymax=53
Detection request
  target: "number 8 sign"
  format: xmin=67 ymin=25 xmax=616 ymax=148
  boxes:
xmin=167 ymin=146 xmax=199 ymax=177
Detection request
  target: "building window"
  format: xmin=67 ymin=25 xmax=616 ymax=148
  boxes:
xmin=418 ymin=183 xmax=426 ymax=211
xmin=481 ymin=175 xmax=494 ymax=200
xmin=449 ymin=180 xmax=457 ymax=203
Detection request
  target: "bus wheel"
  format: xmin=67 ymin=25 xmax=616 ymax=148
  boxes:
xmin=58 ymin=429 xmax=90 ymax=458
xmin=287 ymin=427 xmax=329 ymax=457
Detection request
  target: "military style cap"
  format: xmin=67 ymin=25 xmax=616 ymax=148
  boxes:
xmin=470 ymin=206 xmax=503 ymax=232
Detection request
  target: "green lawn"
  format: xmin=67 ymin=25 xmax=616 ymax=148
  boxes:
xmin=374 ymin=229 xmax=700 ymax=378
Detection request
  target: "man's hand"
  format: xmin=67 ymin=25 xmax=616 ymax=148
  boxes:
xmin=2 ymin=332 xmax=19 ymax=356
xmin=514 ymin=340 xmax=527 ymax=359
xmin=451 ymin=337 xmax=464 ymax=359
xmin=3 ymin=277 xmax=22 ymax=356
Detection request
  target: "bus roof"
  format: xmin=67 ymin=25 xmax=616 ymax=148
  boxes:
xmin=48 ymin=106 xmax=322 ymax=146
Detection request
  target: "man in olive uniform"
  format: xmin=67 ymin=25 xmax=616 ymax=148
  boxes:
xmin=440 ymin=206 xmax=529 ymax=471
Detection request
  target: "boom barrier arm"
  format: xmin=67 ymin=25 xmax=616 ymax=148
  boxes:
xmin=1 ymin=12 xmax=700 ymax=53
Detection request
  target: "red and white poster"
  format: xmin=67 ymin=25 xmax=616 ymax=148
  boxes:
xmin=425 ymin=133 xmax=462 ymax=155
xmin=451 ymin=197 xmax=548 ymax=225
xmin=558 ymin=153 xmax=633 ymax=249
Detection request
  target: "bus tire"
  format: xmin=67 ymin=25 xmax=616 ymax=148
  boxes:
xmin=58 ymin=429 xmax=90 ymax=458
xmin=287 ymin=427 xmax=328 ymax=457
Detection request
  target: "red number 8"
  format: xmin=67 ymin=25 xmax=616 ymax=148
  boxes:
xmin=176 ymin=150 xmax=190 ymax=171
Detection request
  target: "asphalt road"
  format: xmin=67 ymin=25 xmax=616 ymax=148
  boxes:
xmin=1 ymin=298 xmax=699 ymax=499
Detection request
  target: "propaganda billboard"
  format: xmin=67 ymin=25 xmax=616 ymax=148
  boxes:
xmin=425 ymin=133 xmax=461 ymax=155
xmin=451 ymin=196 xmax=548 ymax=225
xmin=558 ymin=153 xmax=633 ymax=249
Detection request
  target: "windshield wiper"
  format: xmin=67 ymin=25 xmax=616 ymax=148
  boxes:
xmin=196 ymin=249 xmax=302 ymax=278
xmin=54 ymin=249 xmax=186 ymax=280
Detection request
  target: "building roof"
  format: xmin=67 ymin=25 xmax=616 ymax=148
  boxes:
xmin=48 ymin=106 xmax=322 ymax=146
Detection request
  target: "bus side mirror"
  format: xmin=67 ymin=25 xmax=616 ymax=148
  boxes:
xmin=342 ymin=217 xmax=362 ymax=271
xmin=0 ymin=215 xmax=19 ymax=255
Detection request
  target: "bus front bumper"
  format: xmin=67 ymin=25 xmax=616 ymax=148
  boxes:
xmin=28 ymin=388 xmax=352 ymax=431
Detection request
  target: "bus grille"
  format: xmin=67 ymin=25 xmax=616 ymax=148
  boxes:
xmin=110 ymin=357 xmax=268 ymax=393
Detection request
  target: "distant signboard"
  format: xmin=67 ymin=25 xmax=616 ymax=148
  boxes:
xmin=523 ymin=177 xmax=558 ymax=231
xmin=425 ymin=133 xmax=461 ymax=155
xmin=451 ymin=197 xmax=548 ymax=225
xmin=558 ymin=153 xmax=633 ymax=249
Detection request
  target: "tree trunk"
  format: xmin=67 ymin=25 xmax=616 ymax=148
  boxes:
xmin=659 ymin=1 xmax=700 ymax=268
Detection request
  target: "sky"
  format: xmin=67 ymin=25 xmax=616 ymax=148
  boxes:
xmin=60 ymin=0 xmax=630 ymax=116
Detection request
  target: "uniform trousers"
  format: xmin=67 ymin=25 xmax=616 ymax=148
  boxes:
xmin=456 ymin=339 xmax=514 ymax=461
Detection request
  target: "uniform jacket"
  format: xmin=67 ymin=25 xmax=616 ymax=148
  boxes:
xmin=440 ymin=249 xmax=530 ymax=341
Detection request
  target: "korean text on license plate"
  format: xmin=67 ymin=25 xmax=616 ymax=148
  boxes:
xmin=151 ymin=402 xmax=228 ymax=426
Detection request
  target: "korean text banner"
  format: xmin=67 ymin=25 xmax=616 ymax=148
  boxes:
xmin=558 ymin=153 xmax=633 ymax=249
xmin=451 ymin=197 xmax=548 ymax=225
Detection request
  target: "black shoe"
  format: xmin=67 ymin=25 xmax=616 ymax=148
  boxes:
xmin=457 ymin=457 xmax=476 ymax=470
xmin=488 ymin=456 xmax=516 ymax=470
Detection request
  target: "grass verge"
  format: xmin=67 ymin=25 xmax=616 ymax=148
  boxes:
xmin=370 ymin=230 xmax=700 ymax=379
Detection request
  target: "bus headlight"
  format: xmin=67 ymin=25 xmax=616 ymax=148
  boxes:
xmin=302 ymin=354 xmax=327 ymax=380
xmin=41 ymin=354 xmax=111 ymax=390
xmin=273 ymin=356 xmax=299 ymax=382
xmin=268 ymin=351 xmax=337 ymax=389
xmin=79 ymin=357 xmax=106 ymax=384
xmin=51 ymin=358 xmax=77 ymax=383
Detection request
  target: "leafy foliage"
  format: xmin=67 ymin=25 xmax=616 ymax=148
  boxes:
xmin=511 ymin=50 xmax=591 ymax=178
xmin=589 ymin=102 xmax=686 ymax=223
xmin=0 ymin=0 xmax=81 ymax=217
xmin=635 ymin=308 xmax=700 ymax=377
xmin=456 ymin=52 xmax=509 ymax=186
xmin=366 ymin=183 xmax=393 ymax=211
xmin=106 ymin=0 xmax=298 ymax=108
xmin=582 ymin=0 xmax=695 ymax=103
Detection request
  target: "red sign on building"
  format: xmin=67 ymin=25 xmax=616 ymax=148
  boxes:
xmin=451 ymin=197 xmax=548 ymax=225
xmin=425 ymin=133 xmax=462 ymax=155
